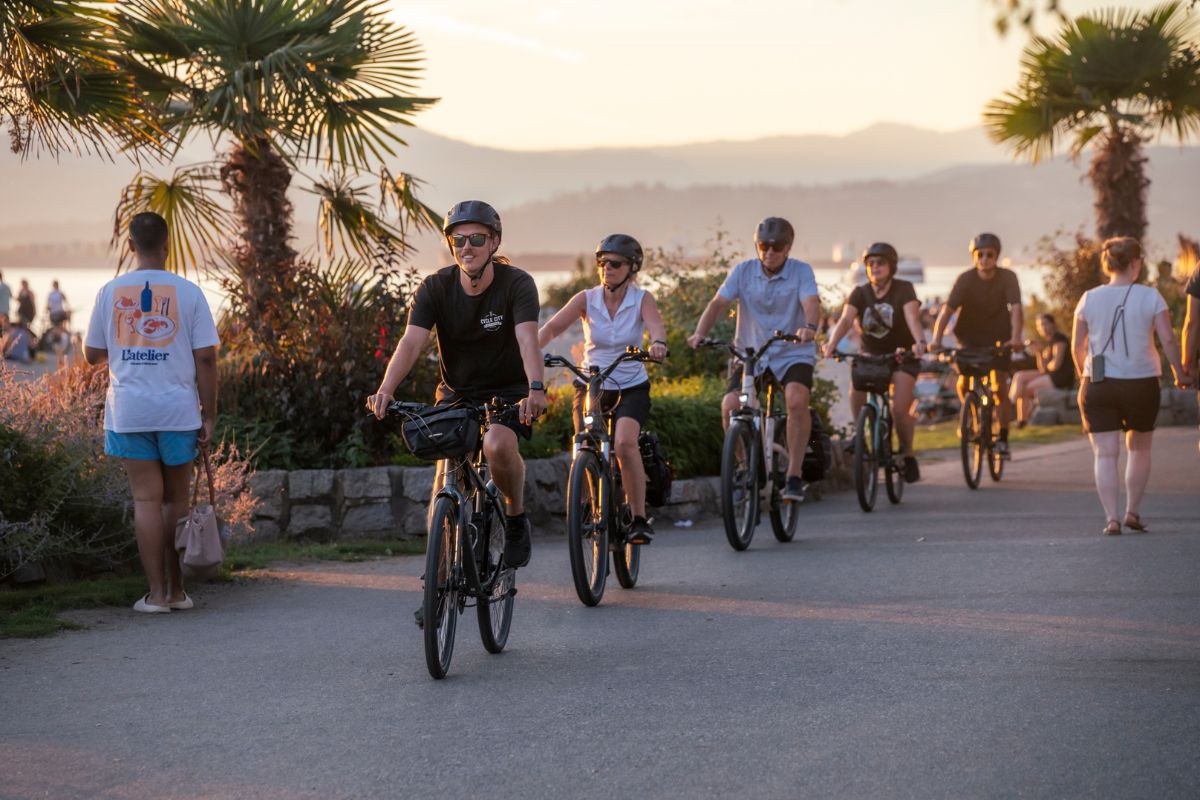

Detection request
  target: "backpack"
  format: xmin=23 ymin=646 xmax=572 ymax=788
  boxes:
xmin=638 ymin=431 xmax=674 ymax=508
xmin=802 ymin=410 xmax=832 ymax=483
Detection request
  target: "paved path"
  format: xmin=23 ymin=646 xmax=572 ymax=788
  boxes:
xmin=2 ymin=429 xmax=1198 ymax=800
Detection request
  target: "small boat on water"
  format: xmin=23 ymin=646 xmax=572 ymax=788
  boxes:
xmin=848 ymin=257 xmax=925 ymax=286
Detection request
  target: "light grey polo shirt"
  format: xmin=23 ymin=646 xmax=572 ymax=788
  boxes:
xmin=717 ymin=257 xmax=820 ymax=376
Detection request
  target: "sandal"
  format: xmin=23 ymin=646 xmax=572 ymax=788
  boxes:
xmin=1123 ymin=512 xmax=1148 ymax=532
xmin=1102 ymin=520 xmax=1122 ymax=536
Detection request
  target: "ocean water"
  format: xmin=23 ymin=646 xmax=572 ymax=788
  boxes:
xmin=8 ymin=262 xmax=1047 ymax=339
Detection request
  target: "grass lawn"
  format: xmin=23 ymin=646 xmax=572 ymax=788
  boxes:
xmin=914 ymin=422 xmax=1084 ymax=456
xmin=1 ymin=538 xmax=424 ymax=639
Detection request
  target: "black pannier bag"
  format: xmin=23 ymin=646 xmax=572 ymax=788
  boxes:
xmin=955 ymin=349 xmax=997 ymax=377
xmin=802 ymin=409 xmax=833 ymax=483
xmin=850 ymin=357 xmax=893 ymax=395
xmin=400 ymin=405 xmax=480 ymax=461
xmin=638 ymin=430 xmax=674 ymax=508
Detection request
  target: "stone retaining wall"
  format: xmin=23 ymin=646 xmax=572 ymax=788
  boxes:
xmin=245 ymin=444 xmax=854 ymax=542
xmin=1031 ymin=387 xmax=1198 ymax=427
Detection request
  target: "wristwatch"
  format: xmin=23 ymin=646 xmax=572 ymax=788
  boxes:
xmin=804 ymin=323 xmax=819 ymax=331
xmin=529 ymin=381 xmax=545 ymax=392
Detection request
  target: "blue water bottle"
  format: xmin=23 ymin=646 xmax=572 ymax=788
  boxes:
xmin=140 ymin=281 xmax=153 ymax=313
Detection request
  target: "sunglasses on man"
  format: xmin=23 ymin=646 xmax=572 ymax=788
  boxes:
xmin=596 ymin=258 xmax=629 ymax=270
xmin=449 ymin=232 xmax=490 ymax=248
xmin=757 ymin=241 xmax=788 ymax=253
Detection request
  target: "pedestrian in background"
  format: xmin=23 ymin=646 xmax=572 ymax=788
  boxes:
xmin=1071 ymin=236 xmax=1191 ymax=536
xmin=47 ymin=280 xmax=71 ymax=327
xmin=84 ymin=212 xmax=220 ymax=613
xmin=16 ymin=279 xmax=35 ymax=327
xmin=0 ymin=271 xmax=11 ymax=324
xmin=1182 ymin=261 xmax=1200 ymax=453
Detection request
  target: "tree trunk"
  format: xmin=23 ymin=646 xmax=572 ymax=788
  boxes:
xmin=1088 ymin=128 xmax=1148 ymax=243
xmin=220 ymin=137 xmax=298 ymax=344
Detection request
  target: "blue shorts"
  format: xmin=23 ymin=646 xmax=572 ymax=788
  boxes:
xmin=105 ymin=430 xmax=199 ymax=466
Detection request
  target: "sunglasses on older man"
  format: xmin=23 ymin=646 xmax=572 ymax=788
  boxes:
xmin=757 ymin=241 xmax=788 ymax=253
xmin=449 ymin=232 xmax=490 ymax=248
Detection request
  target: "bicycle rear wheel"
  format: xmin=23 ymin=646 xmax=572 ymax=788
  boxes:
xmin=612 ymin=504 xmax=640 ymax=588
xmin=853 ymin=404 xmax=879 ymax=512
xmin=476 ymin=502 xmax=514 ymax=653
xmin=566 ymin=450 xmax=609 ymax=606
xmin=424 ymin=496 xmax=460 ymax=679
xmin=769 ymin=418 xmax=799 ymax=542
xmin=883 ymin=416 xmax=904 ymax=505
xmin=720 ymin=420 xmax=758 ymax=551
xmin=960 ymin=393 xmax=984 ymax=489
xmin=987 ymin=396 xmax=1005 ymax=482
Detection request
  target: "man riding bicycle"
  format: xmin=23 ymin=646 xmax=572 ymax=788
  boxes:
xmin=687 ymin=216 xmax=821 ymax=502
xmin=823 ymin=242 xmax=926 ymax=482
xmin=931 ymin=233 xmax=1024 ymax=457
xmin=368 ymin=200 xmax=547 ymax=568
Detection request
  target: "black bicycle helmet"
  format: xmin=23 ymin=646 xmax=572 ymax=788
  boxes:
xmin=862 ymin=242 xmax=898 ymax=275
xmin=443 ymin=200 xmax=502 ymax=239
xmin=969 ymin=232 xmax=1001 ymax=254
xmin=755 ymin=217 xmax=795 ymax=246
xmin=595 ymin=234 xmax=644 ymax=272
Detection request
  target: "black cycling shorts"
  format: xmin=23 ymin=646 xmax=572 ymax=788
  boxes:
xmin=572 ymin=380 xmax=651 ymax=432
xmin=725 ymin=362 xmax=814 ymax=395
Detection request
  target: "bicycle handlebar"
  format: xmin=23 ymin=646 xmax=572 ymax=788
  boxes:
xmin=698 ymin=329 xmax=804 ymax=364
xmin=543 ymin=346 xmax=660 ymax=384
xmin=829 ymin=350 xmax=921 ymax=365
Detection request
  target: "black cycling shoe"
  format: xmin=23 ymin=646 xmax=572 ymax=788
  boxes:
xmin=781 ymin=476 xmax=807 ymax=502
xmin=503 ymin=513 xmax=532 ymax=568
xmin=628 ymin=516 xmax=653 ymax=545
xmin=995 ymin=439 xmax=1011 ymax=459
xmin=903 ymin=456 xmax=921 ymax=483
xmin=413 ymin=606 xmax=424 ymax=630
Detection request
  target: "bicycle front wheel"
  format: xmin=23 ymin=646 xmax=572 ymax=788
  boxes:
xmin=769 ymin=418 xmax=800 ymax=542
xmin=720 ymin=420 xmax=758 ymax=551
xmin=883 ymin=416 xmax=904 ymax=505
xmin=853 ymin=404 xmax=879 ymax=512
xmin=476 ymin=503 xmax=514 ymax=653
xmin=987 ymin=398 xmax=1005 ymax=482
xmin=960 ymin=392 xmax=984 ymax=489
xmin=424 ymin=496 xmax=460 ymax=679
xmin=566 ymin=450 xmax=609 ymax=606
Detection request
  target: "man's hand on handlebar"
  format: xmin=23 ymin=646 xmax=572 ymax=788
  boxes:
xmin=686 ymin=332 xmax=704 ymax=350
xmin=366 ymin=392 xmax=393 ymax=420
xmin=520 ymin=391 xmax=547 ymax=426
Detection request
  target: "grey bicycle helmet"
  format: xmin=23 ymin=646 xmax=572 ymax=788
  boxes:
xmin=755 ymin=217 xmax=795 ymax=246
xmin=969 ymin=232 xmax=1001 ymax=254
xmin=443 ymin=200 xmax=502 ymax=239
xmin=595 ymin=234 xmax=644 ymax=272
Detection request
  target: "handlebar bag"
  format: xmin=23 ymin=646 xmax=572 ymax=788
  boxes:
xmin=851 ymin=358 xmax=894 ymax=395
xmin=401 ymin=405 xmax=480 ymax=460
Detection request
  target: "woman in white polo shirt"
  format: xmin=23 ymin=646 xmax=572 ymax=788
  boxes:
xmin=1072 ymin=236 xmax=1191 ymax=535
xmin=539 ymin=234 xmax=668 ymax=544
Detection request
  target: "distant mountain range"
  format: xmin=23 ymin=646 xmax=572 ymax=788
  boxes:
xmin=1 ymin=123 xmax=1196 ymax=268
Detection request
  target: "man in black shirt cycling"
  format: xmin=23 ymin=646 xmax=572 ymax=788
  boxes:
xmin=368 ymin=200 xmax=547 ymax=568
xmin=931 ymin=233 xmax=1024 ymax=456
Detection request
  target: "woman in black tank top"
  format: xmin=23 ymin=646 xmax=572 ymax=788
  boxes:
xmin=1010 ymin=314 xmax=1075 ymax=427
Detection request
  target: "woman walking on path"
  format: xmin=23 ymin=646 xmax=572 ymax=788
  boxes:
xmin=1072 ymin=237 xmax=1191 ymax=536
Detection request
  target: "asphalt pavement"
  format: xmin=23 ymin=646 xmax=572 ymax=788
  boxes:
xmin=2 ymin=428 xmax=1198 ymax=800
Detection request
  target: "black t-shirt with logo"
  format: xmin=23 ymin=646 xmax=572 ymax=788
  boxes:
xmin=847 ymin=279 xmax=919 ymax=354
xmin=946 ymin=267 xmax=1022 ymax=347
xmin=408 ymin=263 xmax=540 ymax=399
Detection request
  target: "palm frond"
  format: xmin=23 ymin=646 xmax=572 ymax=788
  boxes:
xmin=112 ymin=164 xmax=233 ymax=276
xmin=308 ymin=170 xmax=409 ymax=259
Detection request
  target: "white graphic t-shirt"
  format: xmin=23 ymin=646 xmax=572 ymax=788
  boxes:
xmin=85 ymin=270 xmax=220 ymax=432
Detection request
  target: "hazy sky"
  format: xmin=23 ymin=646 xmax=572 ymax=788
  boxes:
xmin=388 ymin=0 xmax=1168 ymax=150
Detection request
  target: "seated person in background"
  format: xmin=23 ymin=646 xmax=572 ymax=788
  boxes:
xmin=3 ymin=320 xmax=36 ymax=363
xmin=1010 ymin=313 xmax=1074 ymax=428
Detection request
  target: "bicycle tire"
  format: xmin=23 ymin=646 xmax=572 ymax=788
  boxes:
xmin=612 ymin=503 xmax=640 ymax=588
xmin=987 ymin=396 xmax=1005 ymax=482
xmin=720 ymin=420 xmax=758 ymax=551
xmin=883 ymin=415 xmax=904 ymax=504
xmin=476 ymin=501 xmax=514 ymax=653
xmin=566 ymin=450 xmax=609 ymax=606
xmin=960 ymin=393 xmax=984 ymax=489
xmin=423 ymin=496 xmax=460 ymax=679
xmin=854 ymin=404 xmax=879 ymax=512
xmin=769 ymin=418 xmax=800 ymax=542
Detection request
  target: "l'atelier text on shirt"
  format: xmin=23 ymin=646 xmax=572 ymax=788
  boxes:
xmin=120 ymin=348 xmax=171 ymax=362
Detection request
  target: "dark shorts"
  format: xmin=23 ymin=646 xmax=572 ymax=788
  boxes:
xmin=572 ymin=381 xmax=651 ymax=431
xmin=1049 ymin=370 xmax=1074 ymax=390
xmin=725 ymin=362 xmax=814 ymax=395
xmin=435 ymin=385 xmax=532 ymax=440
xmin=1078 ymin=377 xmax=1160 ymax=434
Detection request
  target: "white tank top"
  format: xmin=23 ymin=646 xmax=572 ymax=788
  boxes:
xmin=583 ymin=285 xmax=649 ymax=389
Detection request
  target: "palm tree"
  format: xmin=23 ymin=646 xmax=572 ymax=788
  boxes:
xmin=111 ymin=0 xmax=440 ymax=342
xmin=1 ymin=0 xmax=157 ymax=156
xmin=984 ymin=1 xmax=1200 ymax=241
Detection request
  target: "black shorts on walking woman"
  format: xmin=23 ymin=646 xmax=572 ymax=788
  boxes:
xmin=1078 ymin=377 xmax=1159 ymax=434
